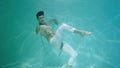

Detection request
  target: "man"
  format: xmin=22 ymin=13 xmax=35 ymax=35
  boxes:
xmin=35 ymin=11 xmax=92 ymax=68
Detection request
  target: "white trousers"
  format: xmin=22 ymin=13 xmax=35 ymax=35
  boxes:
xmin=50 ymin=23 xmax=78 ymax=66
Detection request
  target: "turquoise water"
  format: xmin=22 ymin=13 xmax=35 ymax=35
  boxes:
xmin=0 ymin=0 xmax=120 ymax=68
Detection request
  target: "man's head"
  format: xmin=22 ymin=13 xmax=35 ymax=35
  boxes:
xmin=36 ymin=11 xmax=44 ymax=22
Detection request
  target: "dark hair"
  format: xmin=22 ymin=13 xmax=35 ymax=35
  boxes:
xmin=36 ymin=11 xmax=44 ymax=19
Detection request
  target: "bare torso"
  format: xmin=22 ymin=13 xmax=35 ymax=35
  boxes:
xmin=37 ymin=25 xmax=55 ymax=41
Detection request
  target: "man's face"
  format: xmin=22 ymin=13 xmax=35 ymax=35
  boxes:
xmin=38 ymin=15 xmax=44 ymax=22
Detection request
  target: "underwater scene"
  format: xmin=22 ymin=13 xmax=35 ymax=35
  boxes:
xmin=0 ymin=0 xmax=120 ymax=68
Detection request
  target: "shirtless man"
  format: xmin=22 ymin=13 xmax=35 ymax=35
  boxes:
xmin=35 ymin=11 xmax=92 ymax=68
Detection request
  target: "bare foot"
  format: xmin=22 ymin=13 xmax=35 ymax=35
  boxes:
xmin=74 ymin=29 xmax=92 ymax=37
xmin=83 ymin=31 xmax=92 ymax=35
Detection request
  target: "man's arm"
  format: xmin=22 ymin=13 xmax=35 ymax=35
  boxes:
xmin=35 ymin=26 xmax=40 ymax=34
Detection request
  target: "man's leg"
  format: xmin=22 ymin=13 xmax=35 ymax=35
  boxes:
xmin=51 ymin=23 xmax=77 ymax=44
xmin=56 ymin=23 xmax=76 ymax=34
xmin=51 ymin=23 xmax=90 ymax=68
xmin=62 ymin=43 xmax=78 ymax=68
xmin=56 ymin=23 xmax=91 ymax=37
xmin=55 ymin=23 xmax=77 ymax=68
